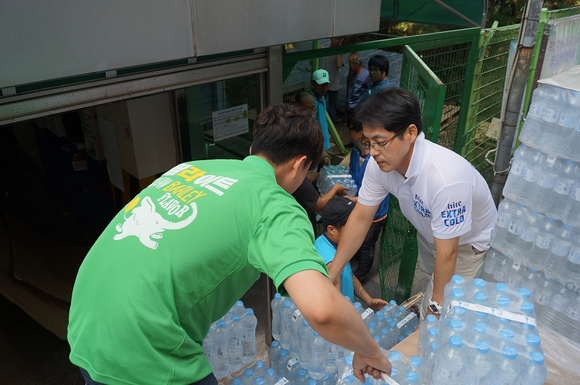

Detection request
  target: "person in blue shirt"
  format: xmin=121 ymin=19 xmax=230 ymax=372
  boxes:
xmin=315 ymin=196 xmax=388 ymax=311
xmin=310 ymin=69 xmax=332 ymax=151
xmin=341 ymin=122 xmax=390 ymax=283
xmin=359 ymin=54 xmax=391 ymax=107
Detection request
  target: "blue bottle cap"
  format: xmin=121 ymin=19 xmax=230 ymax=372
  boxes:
xmin=449 ymin=318 xmax=463 ymax=330
xmin=216 ymin=319 xmax=226 ymax=328
xmin=530 ymin=351 xmax=545 ymax=365
xmin=502 ymin=346 xmax=518 ymax=359
xmin=280 ymin=349 xmax=289 ymax=357
xmin=451 ymin=288 xmax=465 ymax=299
xmin=521 ymin=301 xmax=535 ymax=314
xmin=428 ymin=326 xmax=439 ymax=337
xmin=373 ymin=335 xmax=381 ymax=343
xmin=388 ymin=350 xmax=401 ymax=362
xmin=495 ymin=282 xmax=508 ymax=293
xmin=473 ymin=278 xmax=486 ymax=288
xmin=426 ymin=314 xmax=437 ymax=324
xmin=526 ymin=333 xmax=541 ymax=347
xmin=473 ymin=322 xmax=488 ymax=334
xmin=500 ymin=328 xmax=515 ymax=341
xmin=430 ymin=341 xmax=438 ymax=352
xmin=344 ymin=353 xmax=354 ymax=365
xmin=406 ymin=371 xmax=419 ymax=383
xmin=497 ymin=296 xmax=511 ymax=307
xmin=410 ymin=356 xmax=422 ymax=368
xmin=451 ymin=274 xmax=465 ymax=285
xmin=474 ymin=291 xmax=488 ymax=303
xmin=271 ymin=340 xmax=279 ymax=347
xmin=243 ymin=368 xmax=253 ymax=376
xmin=518 ymin=287 xmax=532 ymax=299
xmin=475 ymin=340 xmax=490 ymax=354
xmin=449 ymin=335 xmax=463 ymax=348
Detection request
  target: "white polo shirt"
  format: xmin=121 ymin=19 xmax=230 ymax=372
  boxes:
xmin=358 ymin=132 xmax=497 ymax=251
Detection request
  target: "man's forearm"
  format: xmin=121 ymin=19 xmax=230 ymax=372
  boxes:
xmin=431 ymin=238 xmax=459 ymax=305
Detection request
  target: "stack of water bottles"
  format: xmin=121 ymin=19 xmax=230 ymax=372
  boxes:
xmin=482 ymin=76 xmax=580 ymax=344
xmin=420 ymin=275 xmax=547 ymax=385
xmin=203 ymin=300 xmax=258 ymax=380
xmin=317 ymin=165 xmax=358 ymax=197
xmin=265 ymin=294 xmax=420 ymax=384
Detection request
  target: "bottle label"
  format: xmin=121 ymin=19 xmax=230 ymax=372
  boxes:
xmin=292 ymin=309 xmax=302 ymax=322
xmin=543 ymin=106 xmax=558 ymax=122
xmin=397 ymin=312 xmax=416 ymax=329
xmin=447 ymin=300 xmax=537 ymax=326
xmin=361 ymin=308 xmax=374 ymax=320
xmin=565 ymin=305 xmax=580 ymax=321
xmin=535 ymin=234 xmax=553 ymax=249
xmin=497 ymin=215 xmax=508 ymax=228
xmin=523 ymin=168 xmax=539 ymax=182
xmin=528 ymin=101 xmax=543 ymax=118
xmin=511 ymin=162 xmax=525 ymax=177
xmin=533 ymin=291 xmax=551 ymax=305
xmin=554 ymin=179 xmax=573 ymax=195
xmin=435 ymin=365 xmax=464 ymax=384
xmin=552 ymin=241 xmax=571 ymax=257
xmin=275 ymin=378 xmax=290 ymax=385
xmin=286 ymin=358 xmax=298 ymax=371
xmin=572 ymin=186 xmax=580 ymax=201
xmin=507 ymin=222 xmax=521 ymax=236
xmin=568 ymin=246 xmax=580 ymax=264
xmin=559 ymin=111 xmax=577 ymax=129
xmin=463 ymin=373 xmax=489 ymax=385
xmin=538 ymin=173 xmax=557 ymax=188
xmin=521 ymin=229 xmax=536 ymax=242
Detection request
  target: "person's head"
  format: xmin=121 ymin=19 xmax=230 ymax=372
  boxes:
xmin=322 ymin=196 xmax=355 ymax=243
xmin=368 ymin=55 xmax=389 ymax=84
xmin=250 ymin=104 xmax=323 ymax=193
xmin=347 ymin=120 xmax=365 ymax=153
xmin=348 ymin=53 xmax=363 ymax=73
xmin=330 ymin=37 xmax=343 ymax=47
xmin=311 ymin=69 xmax=330 ymax=98
xmin=355 ymin=88 xmax=423 ymax=175
xmin=295 ymin=91 xmax=317 ymax=118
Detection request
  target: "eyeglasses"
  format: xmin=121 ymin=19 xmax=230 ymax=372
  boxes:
xmin=359 ymin=126 xmax=407 ymax=151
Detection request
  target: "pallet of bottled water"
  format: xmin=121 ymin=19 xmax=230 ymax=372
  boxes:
xmin=418 ymin=275 xmax=547 ymax=385
xmin=317 ymin=165 xmax=358 ymax=197
xmin=203 ymin=300 xmax=258 ymax=380
xmin=253 ymin=295 xmax=420 ymax=384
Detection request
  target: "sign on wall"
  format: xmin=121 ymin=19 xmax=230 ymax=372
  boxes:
xmin=212 ymin=104 xmax=249 ymax=142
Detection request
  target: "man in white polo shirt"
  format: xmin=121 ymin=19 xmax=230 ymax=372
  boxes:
xmin=327 ymin=87 xmax=497 ymax=319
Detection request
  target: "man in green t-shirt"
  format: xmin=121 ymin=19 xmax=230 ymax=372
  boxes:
xmin=68 ymin=104 xmax=391 ymax=385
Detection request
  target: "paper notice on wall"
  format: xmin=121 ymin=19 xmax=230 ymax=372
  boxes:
xmin=212 ymin=104 xmax=249 ymax=142
xmin=97 ymin=116 xmax=125 ymax=192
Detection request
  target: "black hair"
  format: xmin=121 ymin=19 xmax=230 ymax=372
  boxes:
xmin=251 ymin=104 xmax=323 ymax=167
xmin=295 ymin=91 xmax=314 ymax=105
xmin=355 ymin=87 xmax=423 ymax=135
xmin=368 ymin=54 xmax=390 ymax=76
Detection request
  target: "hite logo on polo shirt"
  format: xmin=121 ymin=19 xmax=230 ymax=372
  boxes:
xmin=441 ymin=201 xmax=466 ymax=227
xmin=413 ymin=194 xmax=431 ymax=217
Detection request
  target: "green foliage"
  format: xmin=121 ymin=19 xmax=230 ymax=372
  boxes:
xmin=486 ymin=0 xmax=580 ymax=27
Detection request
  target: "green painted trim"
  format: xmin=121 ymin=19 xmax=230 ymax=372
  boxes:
xmin=326 ymin=110 xmax=347 ymax=155
xmin=116 ymin=59 xmax=189 ymax=75
xmin=15 ymin=73 xmax=107 ymax=94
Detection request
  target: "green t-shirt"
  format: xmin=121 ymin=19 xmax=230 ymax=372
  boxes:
xmin=68 ymin=156 xmax=327 ymax=384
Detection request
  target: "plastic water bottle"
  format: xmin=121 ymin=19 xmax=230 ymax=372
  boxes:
xmin=503 ymin=145 xmax=536 ymax=204
xmin=409 ymin=356 xmax=422 ymax=376
xmin=271 ymin=293 xmax=285 ymax=341
xmin=539 ymin=86 xmax=563 ymax=153
xmin=309 ymin=331 xmax=328 ymax=380
xmin=546 ymin=158 xmax=577 ymax=221
xmin=388 ymin=351 xmax=404 ymax=382
xmin=400 ymin=371 xmax=420 ymax=385
xmin=532 ymin=273 xmax=556 ymax=318
xmin=422 ymin=341 xmax=438 ymax=383
xmin=492 ymin=252 xmax=510 ymax=284
xmin=545 ymin=223 xmax=575 ymax=279
xmin=277 ymin=348 xmax=290 ymax=378
xmin=252 ymin=360 xmax=267 ymax=380
xmin=556 ymin=89 xmax=580 ymax=158
xmin=480 ymin=247 xmax=501 ymax=282
xmin=326 ymin=341 xmax=339 ymax=379
xmin=462 ymin=340 xmax=493 ymax=385
xmin=488 ymin=346 xmax=520 ymax=385
xmin=286 ymin=357 xmax=300 ymax=382
xmin=419 ymin=314 xmax=438 ymax=356
xmin=228 ymin=315 xmax=244 ymax=372
xmin=295 ymin=368 xmax=310 ymax=385
xmin=280 ymin=300 xmax=296 ymax=349
xmin=565 ymin=233 xmax=580 ymax=275
xmin=264 ymin=368 xmax=279 ymax=385
xmin=506 ymin=259 xmax=526 ymax=290
xmin=565 ymin=177 xmax=580 ymax=228
xmin=517 ymin=351 xmax=548 ymax=385
xmin=290 ymin=308 xmax=305 ymax=359
xmin=212 ymin=319 xmax=229 ymax=379
xmin=242 ymin=309 xmax=258 ymax=364
xmin=268 ymin=340 xmax=281 ymax=370
xmin=240 ymin=368 xmax=255 ymax=385
xmin=232 ymin=377 xmax=242 ymax=385
xmin=299 ymin=318 xmax=313 ymax=370
xmin=527 ymin=154 xmax=559 ymax=213
xmin=504 ymin=205 xmax=525 ymax=260
xmin=516 ymin=208 xmax=542 ymax=262
xmin=520 ymin=87 xmax=548 ymax=148
xmin=527 ymin=216 xmax=558 ymax=270
xmin=432 ymin=335 xmax=466 ymax=385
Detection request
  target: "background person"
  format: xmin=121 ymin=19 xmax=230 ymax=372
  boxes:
xmin=68 ymin=104 xmax=391 ymax=385
xmin=310 ymin=69 xmax=332 ymax=151
xmin=359 ymin=54 xmax=391 ymax=107
xmin=345 ymin=52 xmax=371 ymax=130
xmin=328 ymin=88 xmax=497 ymax=320
xmin=316 ymin=196 xmax=388 ymax=311
xmin=319 ymin=37 xmax=345 ymax=123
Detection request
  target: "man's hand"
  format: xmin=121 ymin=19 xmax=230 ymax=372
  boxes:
xmin=367 ymin=298 xmax=388 ymax=312
xmin=332 ymin=183 xmax=348 ymax=196
xmin=326 ymin=261 xmax=342 ymax=291
xmin=352 ymin=350 xmax=392 ymax=382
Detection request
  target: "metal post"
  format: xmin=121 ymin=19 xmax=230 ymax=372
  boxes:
xmin=490 ymin=0 xmax=545 ymax=207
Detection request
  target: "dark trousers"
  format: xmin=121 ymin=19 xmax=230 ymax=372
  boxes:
xmin=353 ymin=218 xmax=386 ymax=282
xmin=80 ymin=368 xmax=218 ymax=385
xmin=326 ymin=90 xmax=339 ymax=123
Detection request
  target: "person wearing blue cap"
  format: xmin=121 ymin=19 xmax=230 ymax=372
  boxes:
xmin=311 ymin=68 xmax=332 ymax=151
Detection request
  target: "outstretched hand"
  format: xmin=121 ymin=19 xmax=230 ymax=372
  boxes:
xmin=352 ymin=349 xmax=392 ymax=383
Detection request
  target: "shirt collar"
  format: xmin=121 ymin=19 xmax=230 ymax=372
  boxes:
xmin=243 ymin=155 xmax=276 ymax=180
xmin=404 ymin=131 xmax=425 ymax=180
